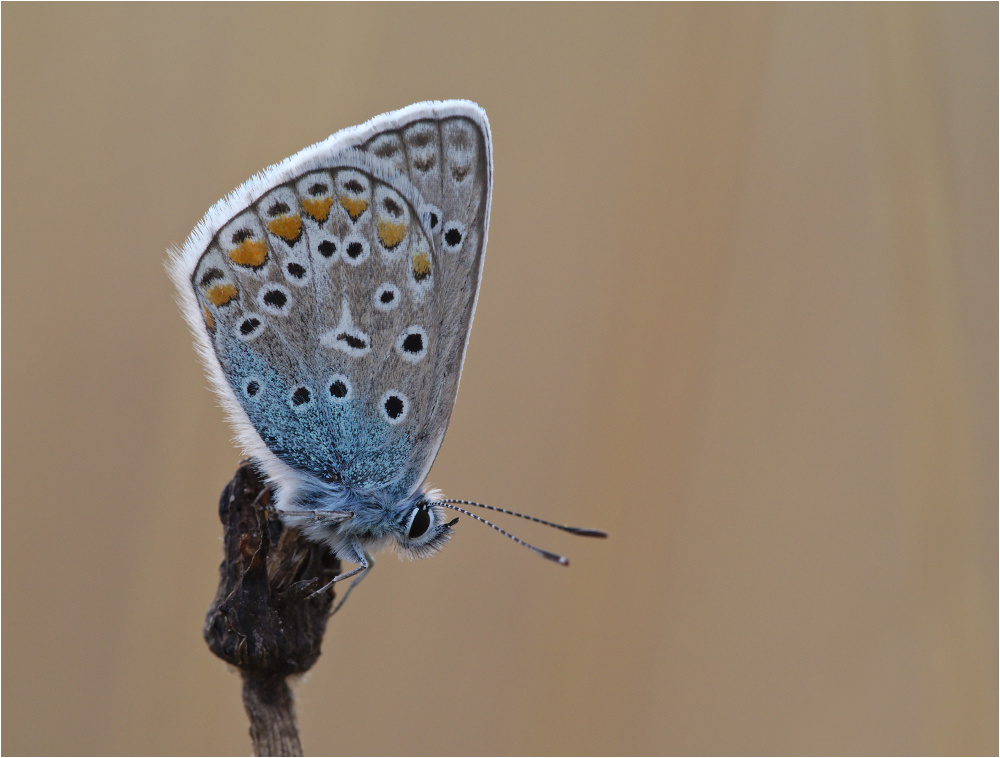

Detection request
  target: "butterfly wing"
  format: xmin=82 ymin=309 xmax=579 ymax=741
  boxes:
xmin=354 ymin=107 xmax=492 ymax=500
xmin=170 ymin=101 xmax=491 ymax=504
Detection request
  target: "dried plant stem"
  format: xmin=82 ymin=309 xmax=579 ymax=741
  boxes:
xmin=242 ymin=673 xmax=302 ymax=757
xmin=203 ymin=462 xmax=341 ymax=756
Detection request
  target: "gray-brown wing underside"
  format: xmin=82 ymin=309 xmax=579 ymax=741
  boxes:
xmin=357 ymin=114 xmax=491 ymax=497
xmin=188 ymin=110 xmax=491 ymax=503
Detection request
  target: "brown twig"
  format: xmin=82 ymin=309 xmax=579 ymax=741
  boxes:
xmin=204 ymin=462 xmax=341 ymax=756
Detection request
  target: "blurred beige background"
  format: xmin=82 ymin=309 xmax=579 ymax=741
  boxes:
xmin=3 ymin=3 xmax=996 ymax=755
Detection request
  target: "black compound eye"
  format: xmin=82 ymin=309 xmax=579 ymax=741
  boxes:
xmin=408 ymin=506 xmax=431 ymax=539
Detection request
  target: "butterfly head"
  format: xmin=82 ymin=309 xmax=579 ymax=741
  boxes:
xmin=395 ymin=500 xmax=459 ymax=559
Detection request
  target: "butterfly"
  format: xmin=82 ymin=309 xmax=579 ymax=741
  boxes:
xmin=169 ymin=100 xmax=605 ymax=610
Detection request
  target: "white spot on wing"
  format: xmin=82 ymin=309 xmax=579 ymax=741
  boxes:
xmin=395 ymin=326 xmax=428 ymax=363
xmin=374 ymin=282 xmax=401 ymax=312
xmin=320 ymin=298 xmax=371 ymax=357
xmin=379 ymin=390 xmax=409 ymax=425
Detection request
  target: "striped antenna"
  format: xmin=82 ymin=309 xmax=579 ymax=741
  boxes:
xmin=437 ymin=499 xmax=608 ymax=537
xmin=430 ymin=500 xmax=607 ymax=566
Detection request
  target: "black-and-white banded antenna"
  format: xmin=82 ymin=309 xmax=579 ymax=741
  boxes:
xmin=438 ymin=499 xmax=609 ymax=537
xmin=430 ymin=500 xmax=607 ymax=566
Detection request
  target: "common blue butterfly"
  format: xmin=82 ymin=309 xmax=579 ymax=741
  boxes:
xmin=169 ymin=101 xmax=604 ymax=610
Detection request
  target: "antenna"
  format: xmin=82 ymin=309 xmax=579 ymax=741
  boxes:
xmin=430 ymin=499 xmax=607 ymax=566
xmin=438 ymin=499 xmax=609 ymax=537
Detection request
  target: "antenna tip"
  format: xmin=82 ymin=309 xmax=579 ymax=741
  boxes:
xmin=539 ymin=548 xmax=570 ymax=565
xmin=565 ymin=527 xmax=609 ymax=538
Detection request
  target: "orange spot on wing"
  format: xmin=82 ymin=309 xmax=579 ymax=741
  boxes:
xmin=203 ymin=305 xmax=215 ymax=331
xmin=266 ymin=214 xmax=302 ymax=241
xmin=301 ymin=196 xmax=333 ymax=222
xmin=412 ymin=251 xmax=431 ymax=281
xmin=340 ymin=196 xmax=369 ymax=221
xmin=228 ymin=239 xmax=268 ymax=267
xmin=377 ymin=217 xmax=407 ymax=249
xmin=206 ymin=283 xmax=238 ymax=306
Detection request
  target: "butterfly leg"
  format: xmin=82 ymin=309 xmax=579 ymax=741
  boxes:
xmin=305 ymin=538 xmax=371 ymax=607
xmin=279 ymin=507 xmax=354 ymax=523
xmin=328 ymin=552 xmax=375 ymax=616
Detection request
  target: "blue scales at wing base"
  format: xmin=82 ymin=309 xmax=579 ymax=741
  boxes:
xmin=222 ymin=335 xmax=417 ymax=497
